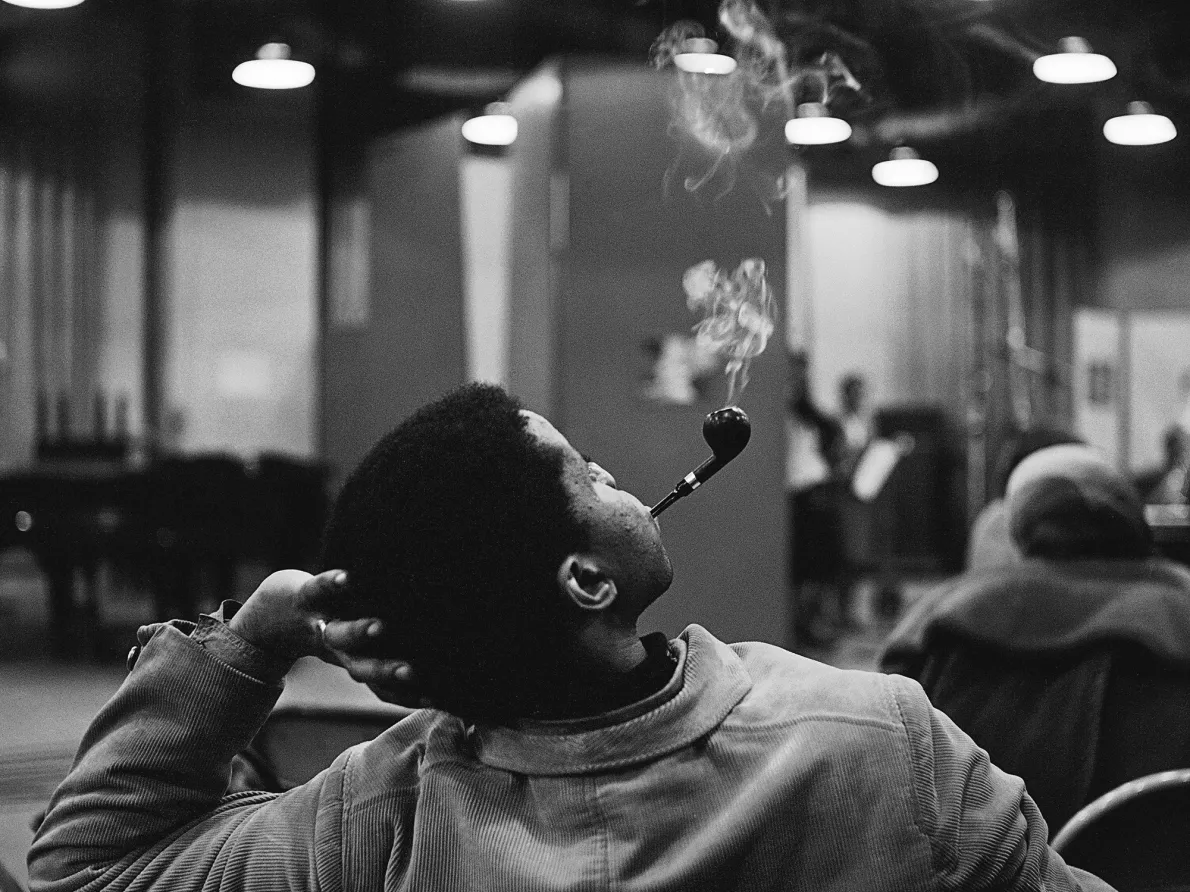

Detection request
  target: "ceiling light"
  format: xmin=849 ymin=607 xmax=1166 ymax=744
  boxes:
xmin=232 ymin=43 xmax=316 ymax=90
xmin=872 ymin=146 xmax=939 ymax=187
xmin=674 ymin=37 xmax=737 ymax=76
xmin=2 ymin=0 xmax=85 ymax=7
xmin=462 ymin=103 xmax=517 ymax=146
xmin=1103 ymin=101 xmax=1177 ymax=146
xmin=1032 ymin=37 xmax=1116 ymax=84
xmin=784 ymin=102 xmax=852 ymax=145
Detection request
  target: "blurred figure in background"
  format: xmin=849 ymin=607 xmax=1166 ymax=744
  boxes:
xmin=786 ymin=351 xmax=847 ymax=647
xmin=881 ymin=444 xmax=1190 ymax=835
xmin=1134 ymin=424 xmax=1189 ymax=505
xmin=834 ymin=371 xmax=881 ymax=627
xmin=837 ymin=372 xmax=873 ymax=477
xmin=966 ymin=425 xmax=1083 ymax=571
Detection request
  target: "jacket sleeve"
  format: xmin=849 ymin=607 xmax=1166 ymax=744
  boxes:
xmin=27 ymin=619 xmax=346 ymax=892
xmin=887 ymin=674 xmax=1117 ymax=892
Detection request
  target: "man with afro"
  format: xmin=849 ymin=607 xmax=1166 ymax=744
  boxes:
xmin=31 ymin=384 xmax=1112 ymax=891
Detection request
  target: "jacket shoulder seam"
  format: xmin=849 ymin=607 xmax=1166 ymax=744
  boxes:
xmin=886 ymin=677 xmax=940 ymax=891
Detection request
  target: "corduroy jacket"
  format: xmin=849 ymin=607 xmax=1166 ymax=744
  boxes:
xmin=28 ymin=616 xmax=1112 ymax=891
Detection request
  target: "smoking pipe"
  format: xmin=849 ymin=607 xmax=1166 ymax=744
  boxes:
xmin=650 ymin=406 xmax=752 ymax=517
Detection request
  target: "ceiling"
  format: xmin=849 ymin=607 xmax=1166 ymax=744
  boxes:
xmin=1 ymin=0 xmax=1188 ymax=179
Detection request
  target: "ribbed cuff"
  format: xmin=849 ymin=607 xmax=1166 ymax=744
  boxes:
xmin=190 ymin=600 xmax=293 ymax=686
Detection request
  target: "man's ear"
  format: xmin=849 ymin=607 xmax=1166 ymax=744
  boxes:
xmin=557 ymin=555 xmax=618 ymax=612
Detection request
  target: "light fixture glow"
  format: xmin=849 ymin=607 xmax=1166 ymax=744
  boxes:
xmin=784 ymin=102 xmax=852 ymax=145
xmin=872 ymin=146 xmax=939 ymax=187
xmin=232 ymin=43 xmax=316 ymax=90
xmin=2 ymin=0 xmax=85 ymax=7
xmin=1103 ymin=101 xmax=1177 ymax=145
xmin=462 ymin=103 xmax=518 ymax=146
xmin=1032 ymin=37 xmax=1116 ymax=84
xmin=674 ymin=37 xmax=737 ymax=75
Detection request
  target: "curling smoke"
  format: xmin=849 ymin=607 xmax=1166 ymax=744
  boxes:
xmin=650 ymin=19 xmax=758 ymax=195
xmin=683 ymin=258 xmax=777 ymax=404
xmin=719 ymin=0 xmax=796 ymax=117
xmin=652 ymin=0 xmax=866 ymax=205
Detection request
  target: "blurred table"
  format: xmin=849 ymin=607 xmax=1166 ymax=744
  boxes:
xmin=1 ymin=455 xmax=328 ymax=659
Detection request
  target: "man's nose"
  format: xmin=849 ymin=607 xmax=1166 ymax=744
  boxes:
xmin=591 ymin=463 xmax=617 ymax=489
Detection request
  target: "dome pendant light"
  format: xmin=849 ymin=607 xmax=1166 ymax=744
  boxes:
xmin=1104 ymin=101 xmax=1177 ymax=146
xmin=2 ymin=0 xmax=85 ymax=7
xmin=1033 ymin=37 xmax=1116 ymax=84
xmin=232 ymin=43 xmax=316 ymax=90
xmin=872 ymin=146 xmax=939 ymax=187
xmin=784 ymin=102 xmax=852 ymax=145
xmin=462 ymin=102 xmax=518 ymax=146
xmin=673 ymin=37 xmax=737 ymax=76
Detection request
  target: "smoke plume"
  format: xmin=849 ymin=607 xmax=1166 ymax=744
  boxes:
xmin=650 ymin=18 xmax=758 ymax=197
xmin=652 ymin=0 xmax=866 ymax=207
xmin=683 ymin=258 xmax=778 ymax=404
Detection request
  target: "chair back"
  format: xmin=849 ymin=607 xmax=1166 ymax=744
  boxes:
xmin=146 ymin=454 xmax=249 ymax=556
xmin=244 ymin=454 xmax=329 ymax=570
xmin=235 ymin=703 xmax=412 ymax=792
xmin=1051 ymin=768 xmax=1190 ymax=891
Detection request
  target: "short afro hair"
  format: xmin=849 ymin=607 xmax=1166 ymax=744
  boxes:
xmin=321 ymin=383 xmax=588 ymax=721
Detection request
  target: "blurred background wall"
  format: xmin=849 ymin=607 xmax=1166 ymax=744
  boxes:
xmin=166 ymin=111 xmax=317 ymax=459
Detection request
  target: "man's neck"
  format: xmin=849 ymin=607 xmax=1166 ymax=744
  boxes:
xmin=525 ymin=620 xmax=670 ymax=720
xmin=578 ymin=622 xmax=649 ymax=673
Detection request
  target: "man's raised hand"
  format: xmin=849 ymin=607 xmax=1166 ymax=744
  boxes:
xmin=228 ymin=569 xmax=428 ymax=707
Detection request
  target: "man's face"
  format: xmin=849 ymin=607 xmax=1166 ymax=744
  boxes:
xmin=1169 ymin=429 xmax=1188 ymax=466
xmin=520 ymin=410 xmax=673 ymax=612
xmin=788 ymin=355 xmax=808 ymax=398
xmin=841 ymin=380 xmax=864 ymax=414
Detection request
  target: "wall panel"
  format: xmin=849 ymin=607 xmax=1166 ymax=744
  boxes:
xmin=321 ymin=117 xmax=467 ymax=484
xmin=506 ymin=61 xmax=564 ymax=417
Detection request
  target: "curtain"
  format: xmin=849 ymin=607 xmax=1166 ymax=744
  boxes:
xmin=0 ymin=126 xmax=104 ymax=470
xmin=803 ymin=181 xmax=1092 ymax=528
xmin=805 ymin=196 xmax=974 ymax=415
xmin=968 ymin=186 xmax=1092 ymax=505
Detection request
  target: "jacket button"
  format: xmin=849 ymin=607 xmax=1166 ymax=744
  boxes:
xmin=126 ymin=645 xmax=141 ymax=671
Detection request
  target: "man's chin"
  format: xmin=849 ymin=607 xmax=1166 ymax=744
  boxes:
xmin=651 ymin=560 xmax=675 ymax=601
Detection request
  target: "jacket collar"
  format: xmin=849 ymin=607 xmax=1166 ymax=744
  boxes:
xmin=464 ymin=624 xmax=751 ymax=776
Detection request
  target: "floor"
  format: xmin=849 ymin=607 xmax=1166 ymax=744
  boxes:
xmin=0 ymin=548 xmax=937 ymax=889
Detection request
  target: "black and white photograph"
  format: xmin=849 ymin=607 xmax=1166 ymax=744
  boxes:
xmin=2 ymin=0 xmax=1189 ymax=889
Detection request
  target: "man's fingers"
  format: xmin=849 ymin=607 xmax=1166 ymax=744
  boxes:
xmin=307 ymin=577 xmax=412 ymax=696
xmin=333 ymin=652 xmax=431 ymax=709
xmin=300 ymin=569 xmax=350 ymax=610
xmin=320 ymin=616 xmax=384 ymax=651
xmin=335 ymin=652 xmax=414 ymax=686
